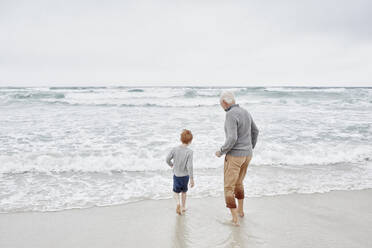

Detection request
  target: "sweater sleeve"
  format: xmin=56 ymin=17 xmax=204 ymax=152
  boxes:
xmin=186 ymin=151 xmax=193 ymax=178
xmin=166 ymin=148 xmax=174 ymax=167
xmin=251 ymin=118 xmax=259 ymax=149
xmin=220 ymin=114 xmax=238 ymax=155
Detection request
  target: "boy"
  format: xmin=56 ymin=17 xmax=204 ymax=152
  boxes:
xmin=166 ymin=129 xmax=195 ymax=215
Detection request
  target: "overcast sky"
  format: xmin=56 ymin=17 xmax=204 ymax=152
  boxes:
xmin=1 ymin=0 xmax=372 ymax=87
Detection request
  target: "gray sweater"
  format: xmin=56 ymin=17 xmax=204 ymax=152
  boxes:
xmin=220 ymin=104 xmax=259 ymax=157
xmin=166 ymin=145 xmax=194 ymax=178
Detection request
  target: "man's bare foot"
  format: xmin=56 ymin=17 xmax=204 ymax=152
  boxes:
xmin=220 ymin=219 xmax=240 ymax=226
xmin=225 ymin=219 xmax=240 ymax=226
xmin=231 ymin=219 xmax=240 ymax=226
xmin=176 ymin=204 xmax=182 ymax=215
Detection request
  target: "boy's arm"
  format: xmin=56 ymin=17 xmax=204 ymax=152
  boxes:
xmin=187 ymin=151 xmax=194 ymax=181
xmin=166 ymin=149 xmax=174 ymax=167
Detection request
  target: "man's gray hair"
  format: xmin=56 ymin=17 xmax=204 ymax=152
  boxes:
xmin=220 ymin=91 xmax=235 ymax=104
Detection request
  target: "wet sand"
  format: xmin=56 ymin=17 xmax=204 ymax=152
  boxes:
xmin=1 ymin=189 xmax=371 ymax=248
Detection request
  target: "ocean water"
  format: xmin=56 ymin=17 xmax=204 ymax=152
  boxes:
xmin=0 ymin=86 xmax=371 ymax=213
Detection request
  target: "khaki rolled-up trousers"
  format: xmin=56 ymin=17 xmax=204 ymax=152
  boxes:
xmin=224 ymin=154 xmax=252 ymax=208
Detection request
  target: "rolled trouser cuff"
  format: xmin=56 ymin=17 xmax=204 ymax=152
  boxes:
xmin=224 ymin=186 xmax=237 ymax=208
xmin=234 ymin=185 xmax=244 ymax=199
xmin=225 ymin=195 xmax=237 ymax=208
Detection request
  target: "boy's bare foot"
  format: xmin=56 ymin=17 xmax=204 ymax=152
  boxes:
xmin=176 ymin=204 xmax=182 ymax=215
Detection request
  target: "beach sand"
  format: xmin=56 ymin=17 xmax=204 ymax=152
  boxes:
xmin=1 ymin=189 xmax=371 ymax=248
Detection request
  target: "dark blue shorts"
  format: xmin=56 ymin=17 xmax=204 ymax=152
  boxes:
xmin=173 ymin=175 xmax=189 ymax=193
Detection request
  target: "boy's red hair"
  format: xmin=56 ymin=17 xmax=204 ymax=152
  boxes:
xmin=180 ymin=129 xmax=193 ymax=144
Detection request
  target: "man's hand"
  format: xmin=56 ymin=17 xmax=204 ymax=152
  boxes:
xmin=215 ymin=151 xmax=222 ymax=157
xmin=190 ymin=179 xmax=195 ymax=188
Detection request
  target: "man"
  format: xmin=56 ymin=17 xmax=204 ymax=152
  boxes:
xmin=215 ymin=91 xmax=259 ymax=226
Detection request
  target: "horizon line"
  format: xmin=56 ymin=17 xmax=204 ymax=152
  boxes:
xmin=1 ymin=81 xmax=372 ymax=88
xmin=0 ymin=85 xmax=372 ymax=89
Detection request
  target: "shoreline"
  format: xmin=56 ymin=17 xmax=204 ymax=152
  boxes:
xmin=1 ymin=189 xmax=371 ymax=248
xmin=1 ymin=188 xmax=370 ymax=214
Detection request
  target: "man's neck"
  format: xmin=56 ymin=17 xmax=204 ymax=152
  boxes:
xmin=225 ymin=103 xmax=238 ymax=112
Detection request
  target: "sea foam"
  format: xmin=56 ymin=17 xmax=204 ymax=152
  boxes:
xmin=0 ymin=86 xmax=371 ymax=212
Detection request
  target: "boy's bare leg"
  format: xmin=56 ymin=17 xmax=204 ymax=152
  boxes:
xmin=174 ymin=192 xmax=181 ymax=215
xmin=181 ymin=192 xmax=187 ymax=212
xmin=174 ymin=192 xmax=180 ymax=204
xmin=237 ymin=199 xmax=244 ymax=217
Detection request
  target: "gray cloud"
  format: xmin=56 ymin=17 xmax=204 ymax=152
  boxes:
xmin=1 ymin=0 xmax=371 ymax=86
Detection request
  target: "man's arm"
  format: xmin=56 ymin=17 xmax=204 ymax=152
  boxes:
xmin=220 ymin=114 xmax=238 ymax=155
xmin=166 ymin=149 xmax=174 ymax=167
xmin=251 ymin=118 xmax=259 ymax=149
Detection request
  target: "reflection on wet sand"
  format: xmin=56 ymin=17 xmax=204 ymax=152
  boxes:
xmin=172 ymin=215 xmax=189 ymax=248
xmin=216 ymin=218 xmax=260 ymax=248
xmin=1 ymin=190 xmax=370 ymax=248
xmin=217 ymin=225 xmax=245 ymax=248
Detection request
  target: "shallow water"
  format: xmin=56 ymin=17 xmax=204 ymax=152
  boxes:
xmin=0 ymin=86 xmax=371 ymax=212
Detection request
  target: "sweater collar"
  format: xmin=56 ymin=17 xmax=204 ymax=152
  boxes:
xmin=225 ymin=104 xmax=239 ymax=112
